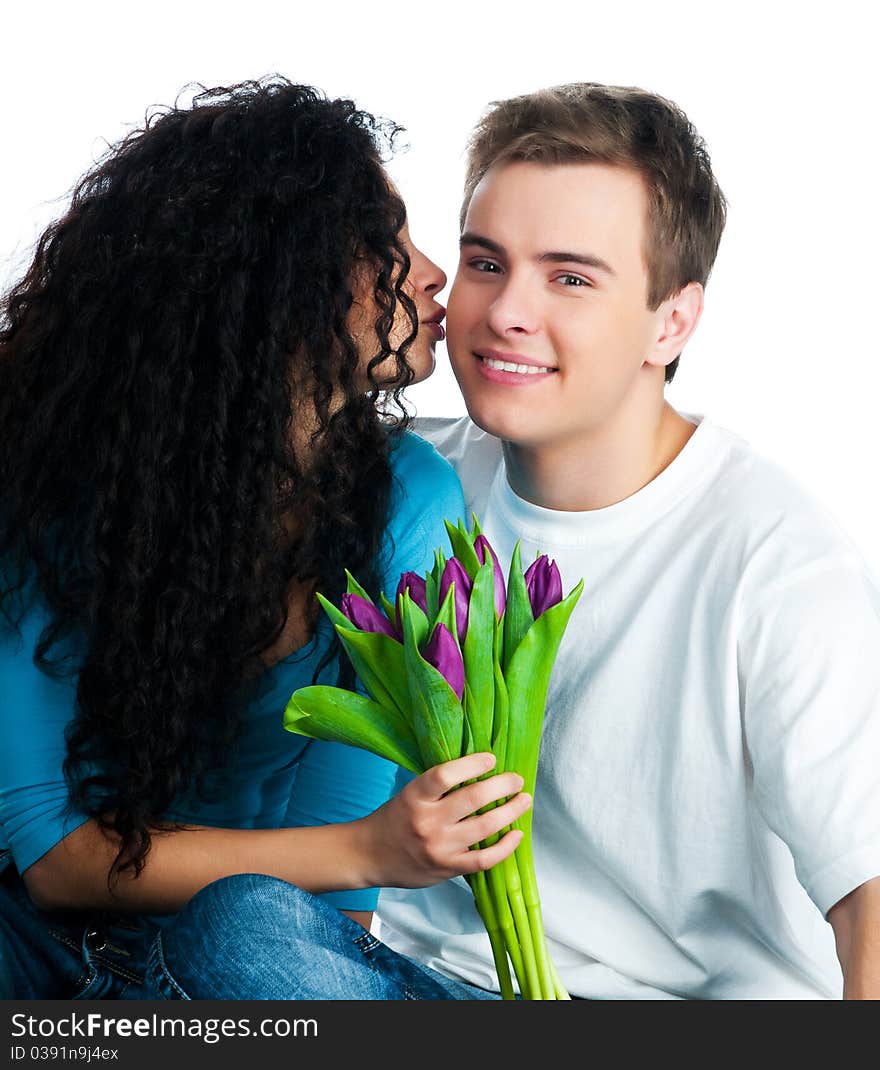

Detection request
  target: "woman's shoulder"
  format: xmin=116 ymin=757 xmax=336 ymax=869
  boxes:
xmin=384 ymin=429 xmax=466 ymax=561
xmin=388 ymin=428 xmax=464 ymax=506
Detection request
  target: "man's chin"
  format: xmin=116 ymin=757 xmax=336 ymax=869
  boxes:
xmin=461 ymin=395 xmax=537 ymax=445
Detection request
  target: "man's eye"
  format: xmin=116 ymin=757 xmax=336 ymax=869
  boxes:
xmin=470 ymin=259 xmax=502 ymax=273
xmin=556 ymin=273 xmax=589 ymax=287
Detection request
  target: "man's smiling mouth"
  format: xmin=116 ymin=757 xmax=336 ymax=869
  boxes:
xmin=474 ymin=349 xmax=559 ymax=376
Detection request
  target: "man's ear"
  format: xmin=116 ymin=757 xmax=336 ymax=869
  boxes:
xmin=644 ymin=282 xmax=704 ymax=371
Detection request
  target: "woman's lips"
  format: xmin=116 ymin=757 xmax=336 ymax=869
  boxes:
xmin=422 ymin=305 xmax=446 ymax=342
xmin=423 ymin=320 xmax=446 ymax=341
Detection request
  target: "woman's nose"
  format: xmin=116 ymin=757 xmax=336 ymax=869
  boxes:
xmin=413 ymin=249 xmax=447 ymax=295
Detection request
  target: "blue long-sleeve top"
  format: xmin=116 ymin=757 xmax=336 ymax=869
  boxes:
xmin=0 ymin=430 xmax=466 ymax=912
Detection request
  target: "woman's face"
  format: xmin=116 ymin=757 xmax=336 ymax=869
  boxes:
xmin=350 ymin=219 xmax=447 ymax=390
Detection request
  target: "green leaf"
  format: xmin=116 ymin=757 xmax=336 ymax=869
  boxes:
xmin=434 ymin=580 xmax=460 ymax=644
xmin=284 ymin=686 xmax=423 ymax=774
xmin=461 ymin=684 xmax=477 ymax=757
xmin=443 ymin=519 xmax=481 ymax=580
xmin=400 ymin=594 xmax=464 ymax=767
xmin=504 ymin=580 xmax=584 ymax=792
xmin=425 ymin=568 xmax=439 ymax=622
xmin=379 ymin=591 xmax=398 ymax=625
xmin=335 ymin=628 xmax=411 ymax=717
xmin=502 ymin=541 xmax=534 ymax=669
xmin=492 ymin=647 xmax=510 ymax=773
xmin=397 ymin=592 xmax=430 ymax=648
xmin=471 ymin=513 xmax=483 ymax=537
xmin=462 ymin=561 xmax=495 ymax=753
xmin=344 ymin=569 xmax=374 ymax=603
xmin=317 ymin=591 xmax=355 ymax=634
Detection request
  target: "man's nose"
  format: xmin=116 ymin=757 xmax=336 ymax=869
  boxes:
xmin=486 ymin=275 xmax=540 ymax=336
xmin=486 ymin=271 xmax=541 ymax=333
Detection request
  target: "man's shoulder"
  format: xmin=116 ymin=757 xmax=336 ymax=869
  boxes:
xmin=412 ymin=415 xmax=499 ymax=462
xmin=701 ymin=419 xmax=872 ymax=587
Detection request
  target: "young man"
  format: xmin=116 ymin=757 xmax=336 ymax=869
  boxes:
xmin=373 ymin=83 xmax=880 ymax=999
xmin=145 ymin=84 xmax=879 ymax=1002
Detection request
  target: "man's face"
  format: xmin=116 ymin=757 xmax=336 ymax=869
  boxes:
xmin=447 ymin=161 xmax=664 ymax=448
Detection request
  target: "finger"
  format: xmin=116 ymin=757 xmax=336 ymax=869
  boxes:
xmin=459 ymin=792 xmax=532 ymax=846
xmin=458 ymin=828 xmax=524 ymax=874
xmin=443 ymin=772 xmax=525 ymax=822
xmin=415 ymin=753 xmax=496 ymax=799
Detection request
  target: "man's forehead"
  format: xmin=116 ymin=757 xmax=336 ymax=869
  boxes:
xmin=464 ymin=160 xmax=648 ymax=262
xmin=469 ymin=159 xmax=646 ymax=219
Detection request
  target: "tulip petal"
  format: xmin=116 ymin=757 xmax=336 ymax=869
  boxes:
xmin=440 ymin=557 xmax=472 ymax=644
xmin=524 ymin=556 xmax=563 ymax=618
xmin=474 ymin=534 xmax=507 ymax=617
xmin=422 ymin=621 xmax=465 ymax=701
xmin=341 ymin=593 xmax=399 ymax=638
xmin=461 ymin=560 xmax=496 ymax=752
xmin=400 ymin=598 xmax=463 ymax=766
xmin=396 ymin=571 xmax=428 ymax=615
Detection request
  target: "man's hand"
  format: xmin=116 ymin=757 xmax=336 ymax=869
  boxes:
xmin=828 ymin=875 xmax=880 ymax=998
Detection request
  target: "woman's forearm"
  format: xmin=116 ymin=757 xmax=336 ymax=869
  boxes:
xmin=22 ymin=816 xmax=374 ymax=915
xmin=21 ymin=755 xmax=528 ymax=916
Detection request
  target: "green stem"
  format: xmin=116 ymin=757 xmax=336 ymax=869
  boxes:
xmin=502 ymin=850 xmax=541 ymax=999
xmin=514 ymin=823 xmax=557 ymax=999
xmin=485 ymin=859 xmax=524 ymax=994
xmin=467 ymin=871 xmax=515 ymax=1000
xmin=549 ymin=957 xmax=571 ymax=1000
xmin=467 ymin=781 xmax=523 ymax=999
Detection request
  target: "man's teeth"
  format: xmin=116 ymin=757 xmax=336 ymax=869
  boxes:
xmin=482 ymin=357 xmax=554 ymax=375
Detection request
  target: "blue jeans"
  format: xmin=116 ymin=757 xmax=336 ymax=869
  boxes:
xmin=144 ymin=873 xmax=501 ymax=1000
xmin=0 ymin=858 xmax=155 ymax=999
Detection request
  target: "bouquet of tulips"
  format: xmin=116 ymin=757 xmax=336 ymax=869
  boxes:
xmin=284 ymin=516 xmax=583 ymax=999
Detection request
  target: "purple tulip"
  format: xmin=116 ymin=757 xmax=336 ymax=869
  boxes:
xmin=422 ymin=622 xmax=465 ymax=701
xmin=474 ymin=534 xmax=507 ymax=617
xmin=395 ymin=572 xmax=428 ymax=617
xmin=341 ymin=593 xmax=399 ymax=639
xmin=439 ymin=557 xmax=472 ymax=644
xmin=523 ymin=556 xmax=563 ymax=618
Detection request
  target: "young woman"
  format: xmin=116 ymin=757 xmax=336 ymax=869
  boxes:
xmin=0 ymin=79 xmax=530 ymax=998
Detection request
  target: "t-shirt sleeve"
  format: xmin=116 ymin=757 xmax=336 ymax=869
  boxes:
xmin=0 ymin=600 xmax=90 ymax=876
xmin=285 ymin=431 xmax=467 ymax=911
xmin=739 ymin=553 xmax=880 ymax=918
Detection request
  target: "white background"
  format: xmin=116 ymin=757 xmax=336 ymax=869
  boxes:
xmin=3 ymin=1 xmax=878 ymax=571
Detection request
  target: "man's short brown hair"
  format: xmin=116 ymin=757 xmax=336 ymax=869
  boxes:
xmin=461 ymin=83 xmax=727 ymax=383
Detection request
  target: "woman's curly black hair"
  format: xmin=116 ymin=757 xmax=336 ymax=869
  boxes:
xmin=0 ymin=78 xmax=420 ymax=879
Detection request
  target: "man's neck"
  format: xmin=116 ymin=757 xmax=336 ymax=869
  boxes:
xmin=501 ymin=399 xmax=697 ymax=512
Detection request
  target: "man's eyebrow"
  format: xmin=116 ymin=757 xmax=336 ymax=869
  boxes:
xmin=459 ymin=232 xmax=616 ymax=276
xmin=459 ymin=232 xmax=505 ymax=256
xmin=538 ymin=251 xmax=616 ymax=276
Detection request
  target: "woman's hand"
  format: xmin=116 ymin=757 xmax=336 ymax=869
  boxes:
xmin=357 ymin=752 xmax=532 ymax=889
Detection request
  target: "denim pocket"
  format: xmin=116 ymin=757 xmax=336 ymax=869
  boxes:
xmin=143 ymin=934 xmax=191 ymax=1000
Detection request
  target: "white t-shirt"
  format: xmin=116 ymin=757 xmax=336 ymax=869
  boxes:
xmin=375 ymin=413 xmax=880 ymax=1000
